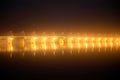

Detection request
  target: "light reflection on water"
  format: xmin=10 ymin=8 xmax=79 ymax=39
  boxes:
xmin=0 ymin=47 xmax=120 ymax=58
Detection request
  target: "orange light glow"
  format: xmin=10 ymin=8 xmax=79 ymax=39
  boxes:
xmin=0 ymin=35 xmax=119 ymax=52
xmin=59 ymin=39 xmax=64 ymax=47
xmin=42 ymin=37 xmax=47 ymax=50
xmin=76 ymin=37 xmax=81 ymax=48
xmin=68 ymin=37 xmax=73 ymax=49
xmin=31 ymin=37 xmax=37 ymax=50
xmin=7 ymin=37 xmax=13 ymax=51
xmin=51 ymin=37 xmax=57 ymax=49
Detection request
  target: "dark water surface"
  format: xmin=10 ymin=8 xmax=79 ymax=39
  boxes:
xmin=0 ymin=50 xmax=120 ymax=79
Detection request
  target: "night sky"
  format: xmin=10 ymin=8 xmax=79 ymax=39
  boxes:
xmin=0 ymin=0 xmax=119 ymax=34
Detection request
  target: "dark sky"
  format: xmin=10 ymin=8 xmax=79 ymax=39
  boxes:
xmin=0 ymin=0 xmax=119 ymax=34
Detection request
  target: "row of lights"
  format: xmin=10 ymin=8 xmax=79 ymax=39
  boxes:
xmin=1 ymin=36 xmax=118 ymax=52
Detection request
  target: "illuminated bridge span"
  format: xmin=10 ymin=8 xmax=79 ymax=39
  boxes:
xmin=0 ymin=35 xmax=120 ymax=53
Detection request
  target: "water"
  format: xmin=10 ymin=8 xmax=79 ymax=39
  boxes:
xmin=0 ymin=49 xmax=120 ymax=79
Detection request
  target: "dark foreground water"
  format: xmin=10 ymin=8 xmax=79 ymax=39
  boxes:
xmin=0 ymin=50 xmax=120 ymax=79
